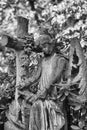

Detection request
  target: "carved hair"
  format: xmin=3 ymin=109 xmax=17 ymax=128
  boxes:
xmin=35 ymin=35 xmax=53 ymax=46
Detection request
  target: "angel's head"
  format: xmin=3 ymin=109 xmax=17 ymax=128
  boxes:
xmin=35 ymin=35 xmax=55 ymax=56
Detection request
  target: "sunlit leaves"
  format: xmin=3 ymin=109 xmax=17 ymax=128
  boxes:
xmin=74 ymin=104 xmax=81 ymax=111
xmin=71 ymin=125 xmax=80 ymax=130
xmin=0 ymin=0 xmax=87 ymax=45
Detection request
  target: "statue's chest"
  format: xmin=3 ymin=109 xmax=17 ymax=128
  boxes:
xmin=43 ymin=60 xmax=52 ymax=76
xmin=43 ymin=55 xmax=55 ymax=70
xmin=42 ymin=55 xmax=58 ymax=81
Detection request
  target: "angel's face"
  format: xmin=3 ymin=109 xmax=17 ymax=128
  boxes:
xmin=42 ymin=43 xmax=54 ymax=56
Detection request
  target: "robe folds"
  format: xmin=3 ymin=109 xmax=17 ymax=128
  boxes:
xmin=29 ymin=100 xmax=65 ymax=130
xmin=29 ymin=53 xmax=66 ymax=130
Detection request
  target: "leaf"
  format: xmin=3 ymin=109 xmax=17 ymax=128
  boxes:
xmin=79 ymin=76 xmax=86 ymax=95
xmin=0 ymin=35 xmax=8 ymax=46
xmin=78 ymin=121 xmax=85 ymax=128
xmin=57 ymin=93 xmax=62 ymax=99
xmin=60 ymin=94 xmax=66 ymax=101
xmin=74 ymin=105 xmax=81 ymax=111
xmin=71 ymin=125 xmax=80 ymax=130
xmin=65 ymin=90 xmax=69 ymax=96
xmin=81 ymin=108 xmax=86 ymax=116
xmin=76 ymin=94 xmax=87 ymax=103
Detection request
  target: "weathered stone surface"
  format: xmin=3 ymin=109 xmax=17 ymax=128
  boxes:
xmin=4 ymin=121 xmax=21 ymax=130
xmin=29 ymin=100 xmax=65 ymax=130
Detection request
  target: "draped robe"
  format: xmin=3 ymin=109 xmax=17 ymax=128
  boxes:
xmin=29 ymin=53 xmax=66 ymax=130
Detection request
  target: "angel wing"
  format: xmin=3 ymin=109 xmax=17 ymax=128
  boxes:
xmin=68 ymin=37 xmax=87 ymax=97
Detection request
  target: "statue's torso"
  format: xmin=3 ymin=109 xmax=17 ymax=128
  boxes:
xmin=38 ymin=53 xmax=58 ymax=91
